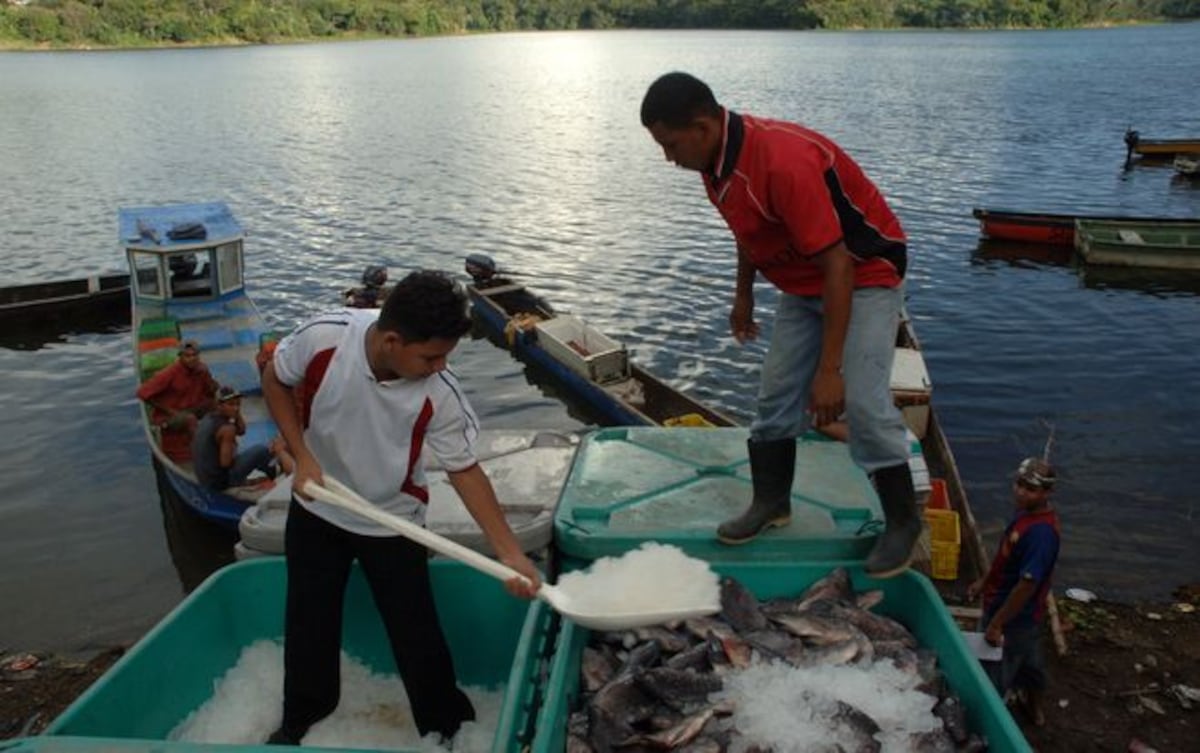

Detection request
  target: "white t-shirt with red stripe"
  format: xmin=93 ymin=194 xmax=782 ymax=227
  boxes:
xmin=273 ymin=308 xmax=479 ymax=536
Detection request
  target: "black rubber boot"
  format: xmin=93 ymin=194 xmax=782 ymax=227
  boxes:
xmin=717 ymin=438 xmax=795 ymax=545
xmin=266 ymin=727 xmax=304 ymax=746
xmin=865 ymin=463 xmax=922 ymax=578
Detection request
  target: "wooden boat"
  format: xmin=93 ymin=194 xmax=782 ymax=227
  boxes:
xmin=1175 ymin=153 xmax=1200 ymax=177
xmin=1125 ymin=129 xmax=1200 ymax=158
xmin=1075 ymin=218 xmax=1200 ymax=270
xmin=467 ymin=271 xmax=738 ymax=428
xmin=465 ymin=258 xmax=984 ymax=595
xmin=897 ymin=318 xmax=987 ymax=600
xmin=123 ymin=202 xmax=278 ymax=529
xmin=0 ymin=272 xmax=129 ymax=325
xmin=972 ymin=207 xmax=1198 ymax=246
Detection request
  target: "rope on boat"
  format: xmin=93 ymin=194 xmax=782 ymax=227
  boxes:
xmin=504 ymin=312 xmax=545 ymax=347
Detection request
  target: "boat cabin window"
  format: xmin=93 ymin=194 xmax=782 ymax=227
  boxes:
xmin=215 ymin=241 xmax=243 ymax=294
xmin=168 ymin=251 xmax=214 ymax=298
xmin=132 ymin=252 xmax=163 ymax=298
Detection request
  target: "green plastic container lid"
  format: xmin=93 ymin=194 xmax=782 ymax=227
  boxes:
xmin=553 ymin=428 xmax=881 ymax=563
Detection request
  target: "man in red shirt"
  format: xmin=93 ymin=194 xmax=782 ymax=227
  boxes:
xmin=136 ymin=340 xmax=218 ymax=460
xmin=640 ymin=72 xmax=919 ymax=577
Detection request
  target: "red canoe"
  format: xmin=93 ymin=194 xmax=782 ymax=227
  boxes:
xmin=972 ymin=208 xmax=1199 ymax=246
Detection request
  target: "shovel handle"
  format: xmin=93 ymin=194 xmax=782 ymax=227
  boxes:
xmin=302 ymin=477 xmax=525 ymax=586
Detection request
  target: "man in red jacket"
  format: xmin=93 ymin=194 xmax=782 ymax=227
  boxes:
xmin=136 ymin=340 xmax=218 ymax=460
xmin=640 ymin=72 xmax=918 ymax=577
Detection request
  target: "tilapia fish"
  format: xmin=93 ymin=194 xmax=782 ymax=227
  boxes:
xmin=573 ymin=567 xmax=988 ymax=753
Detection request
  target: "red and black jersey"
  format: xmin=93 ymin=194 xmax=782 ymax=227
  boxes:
xmin=703 ymin=111 xmax=907 ymax=297
xmin=982 ymin=508 xmax=1062 ymax=628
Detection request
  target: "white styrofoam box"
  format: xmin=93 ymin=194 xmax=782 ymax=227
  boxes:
xmin=535 ymin=314 xmax=629 ymax=384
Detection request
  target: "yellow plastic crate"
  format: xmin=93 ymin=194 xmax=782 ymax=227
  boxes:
xmin=925 ymin=508 xmax=961 ymax=580
xmin=929 ymin=541 xmax=961 ymax=580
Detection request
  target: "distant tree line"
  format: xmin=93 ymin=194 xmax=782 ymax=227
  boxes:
xmin=1 ymin=0 xmax=1198 ymax=47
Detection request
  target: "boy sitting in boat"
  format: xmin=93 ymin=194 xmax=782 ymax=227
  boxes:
xmin=135 ymin=340 xmax=218 ymax=461
xmin=191 ymin=385 xmax=293 ymax=491
xmin=967 ymin=456 xmax=1062 ymax=727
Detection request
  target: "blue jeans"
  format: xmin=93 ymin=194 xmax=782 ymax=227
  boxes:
xmin=751 ymin=286 xmax=909 ymax=473
xmin=226 ymin=444 xmax=275 ymax=487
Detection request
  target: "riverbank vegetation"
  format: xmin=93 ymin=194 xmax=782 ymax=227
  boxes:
xmin=0 ymin=0 xmax=1197 ymax=48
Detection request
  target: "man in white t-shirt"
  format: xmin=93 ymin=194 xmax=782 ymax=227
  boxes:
xmin=261 ymin=271 xmax=541 ymax=745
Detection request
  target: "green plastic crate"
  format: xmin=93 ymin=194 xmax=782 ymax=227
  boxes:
xmin=138 ymin=348 xmax=176 ymax=380
xmin=554 ymin=428 xmax=882 ymax=564
xmin=47 ymin=558 xmax=536 ymax=752
xmin=137 ymin=317 xmax=180 ymax=341
xmin=493 ymin=601 xmax=562 ymax=753
xmin=531 ymin=562 xmax=1031 ymax=753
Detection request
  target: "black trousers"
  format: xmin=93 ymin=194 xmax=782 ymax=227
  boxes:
xmin=279 ymin=499 xmax=475 ymax=740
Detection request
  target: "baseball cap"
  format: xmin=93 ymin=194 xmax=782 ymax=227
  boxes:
xmin=1015 ymin=457 xmax=1055 ymax=490
xmin=217 ymin=385 xmax=242 ymax=402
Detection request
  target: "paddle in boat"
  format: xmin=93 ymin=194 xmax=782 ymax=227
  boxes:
xmin=971 ymin=207 xmax=1199 ymax=247
xmin=1075 ymin=218 xmax=1200 ymax=271
xmin=123 ymin=202 xmax=280 ymax=529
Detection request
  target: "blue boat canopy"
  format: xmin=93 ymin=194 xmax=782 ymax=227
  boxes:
xmin=119 ymin=202 xmax=244 ymax=253
xmin=120 ymin=202 xmax=246 ymax=302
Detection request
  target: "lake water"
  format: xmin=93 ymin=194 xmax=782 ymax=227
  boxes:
xmin=2 ymin=26 xmax=1198 ymax=653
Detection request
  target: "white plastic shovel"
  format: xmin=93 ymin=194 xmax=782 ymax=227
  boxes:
xmin=302 ymin=476 xmax=719 ymax=631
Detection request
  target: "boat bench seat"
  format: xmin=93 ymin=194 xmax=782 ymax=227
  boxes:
xmin=208 ymin=359 xmax=262 ymax=397
xmin=478 ymin=283 xmax=527 ymax=296
xmin=167 ymin=301 xmax=228 ymax=322
xmin=180 ymin=326 xmax=235 ymax=351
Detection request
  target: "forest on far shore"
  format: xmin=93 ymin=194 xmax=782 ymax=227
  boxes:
xmin=2 ymin=0 xmax=1198 ymax=47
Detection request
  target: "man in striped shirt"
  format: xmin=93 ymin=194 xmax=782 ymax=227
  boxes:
xmin=261 ymin=271 xmax=540 ymax=744
xmin=641 ymin=72 xmax=920 ymax=578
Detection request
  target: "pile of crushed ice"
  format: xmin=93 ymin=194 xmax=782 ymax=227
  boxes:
xmin=720 ymin=660 xmax=943 ymax=753
xmin=170 ymin=641 xmax=501 ymax=753
xmin=553 ymin=542 xmax=720 ymax=614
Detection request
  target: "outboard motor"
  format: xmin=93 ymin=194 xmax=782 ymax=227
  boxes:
xmin=464 ymin=253 xmax=498 ymax=285
xmin=1123 ymin=128 xmax=1139 ymax=170
xmin=346 ymin=264 xmax=389 ymax=308
xmin=361 ymin=265 xmax=388 ymax=289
